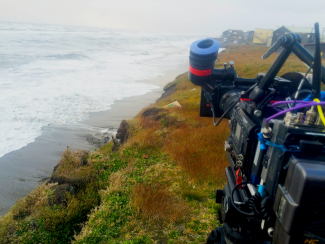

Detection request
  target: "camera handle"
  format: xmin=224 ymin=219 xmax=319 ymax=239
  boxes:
xmin=249 ymin=30 xmax=325 ymax=102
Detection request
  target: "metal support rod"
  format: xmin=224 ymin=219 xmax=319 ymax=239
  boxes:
xmin=249 ymin=47 xmax=292 ymax=101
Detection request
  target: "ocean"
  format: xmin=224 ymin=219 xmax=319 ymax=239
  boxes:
xmin=0 ymin=21 xmax=199 ymax=158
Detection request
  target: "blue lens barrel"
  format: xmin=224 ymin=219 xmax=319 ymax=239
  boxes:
xmin=189 ymin=39 xmax=220 ymax=86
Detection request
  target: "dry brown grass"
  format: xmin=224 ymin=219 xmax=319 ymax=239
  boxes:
xmin=164 ymin=120 xmax=229 ymax=182
xmin=132 ymin=183 xmax=190 ymax=224
xmin=126 ymin=123 xmax=163 ymax=150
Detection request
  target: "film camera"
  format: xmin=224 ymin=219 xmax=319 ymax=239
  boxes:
xmin=188 ymin=23 xmax=325 ymax=244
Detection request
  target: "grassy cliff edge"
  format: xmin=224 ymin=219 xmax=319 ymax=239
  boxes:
xmin=0 ymin=46 xmax=307 ymax=244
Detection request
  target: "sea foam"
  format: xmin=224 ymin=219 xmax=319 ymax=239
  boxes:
xmin=0 ymin=22 xmax=199 ymax=157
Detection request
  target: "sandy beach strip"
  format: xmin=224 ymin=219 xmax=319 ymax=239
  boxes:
xmin=0 ymin=63 xmax=187 ymax=216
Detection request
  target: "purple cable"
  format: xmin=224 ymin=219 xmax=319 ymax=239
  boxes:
xmin=266 ymin=101 xmax=325 ymax=123
xmin=272 ymin=100 xmax=312 ymax=112
xmin=272 ymin=100 xmax=313 ymax=106
xmin=272 ymin=100 xmax=325 ymax=112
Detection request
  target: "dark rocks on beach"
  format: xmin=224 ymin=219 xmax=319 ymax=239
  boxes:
xmin=116 ymin=120 xmax=130 ymax=144
xmin=85 ymin=132 xmax=111 ymax=148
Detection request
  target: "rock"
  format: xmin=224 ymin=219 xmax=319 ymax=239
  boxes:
xmin=164 ymin=101 xmax=181 ymax=108
xmin=116 ymin=120 xmax=129 ymax=144
xmin=85 ymin=131 xmax=113 ymax=148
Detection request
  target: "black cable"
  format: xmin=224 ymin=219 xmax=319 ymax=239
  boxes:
xmin=202 ymin=87 xmax=235 ymax=127
xmin=248 ymin=192 xmax=262 ymax=215
xmin=214 ymin=101 xmax=237 ymax=127
xmin=202 ymin=87 xmax=218 ymax=126
xmin=230 ymin=181 xmax=256 ymax=217
xmin=252 ymin=203 xmax=260 ymax=215
xmin=243 ymin=83 xmax=258 ymax=96
xmin=260 ymin=196 xmax=273 ymax=223
xmin=293 ymin=66 xmax=312 ymax=107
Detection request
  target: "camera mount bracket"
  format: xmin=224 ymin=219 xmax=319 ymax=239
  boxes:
xmin=249 ymin=28 xmax=325 ymax=103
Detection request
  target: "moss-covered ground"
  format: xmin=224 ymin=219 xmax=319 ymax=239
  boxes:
xmin=0 ymin=45 xmax=308 ymax=243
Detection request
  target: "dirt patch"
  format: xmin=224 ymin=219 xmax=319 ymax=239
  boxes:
xmin=142 ymin=107 xmax=167 ymax=121
xmin=157 ymin=83 xmax=177 ymax=102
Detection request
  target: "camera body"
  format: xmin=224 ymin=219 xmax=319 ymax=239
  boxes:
xmin=189 ymin=36 xmax=325 ymax=244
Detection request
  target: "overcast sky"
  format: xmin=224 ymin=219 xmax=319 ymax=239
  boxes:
xmin=1 ymin=0 xmax=325 ymax=36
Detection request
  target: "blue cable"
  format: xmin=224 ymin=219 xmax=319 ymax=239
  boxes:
xmin=257 ymin=133 xmax=266 ymax=150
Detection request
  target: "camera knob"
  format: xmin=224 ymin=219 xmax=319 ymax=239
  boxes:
xmin=254 ymin=109 xmax=262 ymax=117
xmin=229 ymin=61 xmax=234 ymax=67
xmin=236 ymin=161 xmax=243 ymax=167
xmin=237 ymin=154 xmax=243 ymax=160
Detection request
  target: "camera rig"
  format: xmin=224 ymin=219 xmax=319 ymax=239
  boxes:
xmin=188 ymin=23 xmax=325 ymax=244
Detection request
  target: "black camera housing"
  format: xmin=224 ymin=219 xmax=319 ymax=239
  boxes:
xmin=189 ymin=31 xmax=325 ymax=244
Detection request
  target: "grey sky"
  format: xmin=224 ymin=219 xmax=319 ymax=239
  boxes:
xmin=1 ymin=0 xmax=325 ymax=35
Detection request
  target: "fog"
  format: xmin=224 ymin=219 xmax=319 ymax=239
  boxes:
xmin=1 ymin=0 xmax=325 ymax=35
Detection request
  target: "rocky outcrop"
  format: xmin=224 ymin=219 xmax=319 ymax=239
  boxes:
xmin=116 ymin=120 xmax=130 ymax=144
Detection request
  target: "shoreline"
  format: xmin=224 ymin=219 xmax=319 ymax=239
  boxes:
xmin=0 ymin=63 xmax=187 ymax=216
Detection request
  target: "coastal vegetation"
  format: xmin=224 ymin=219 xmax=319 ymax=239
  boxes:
xmin=0 ymin=45 xmax=308 ymax=243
